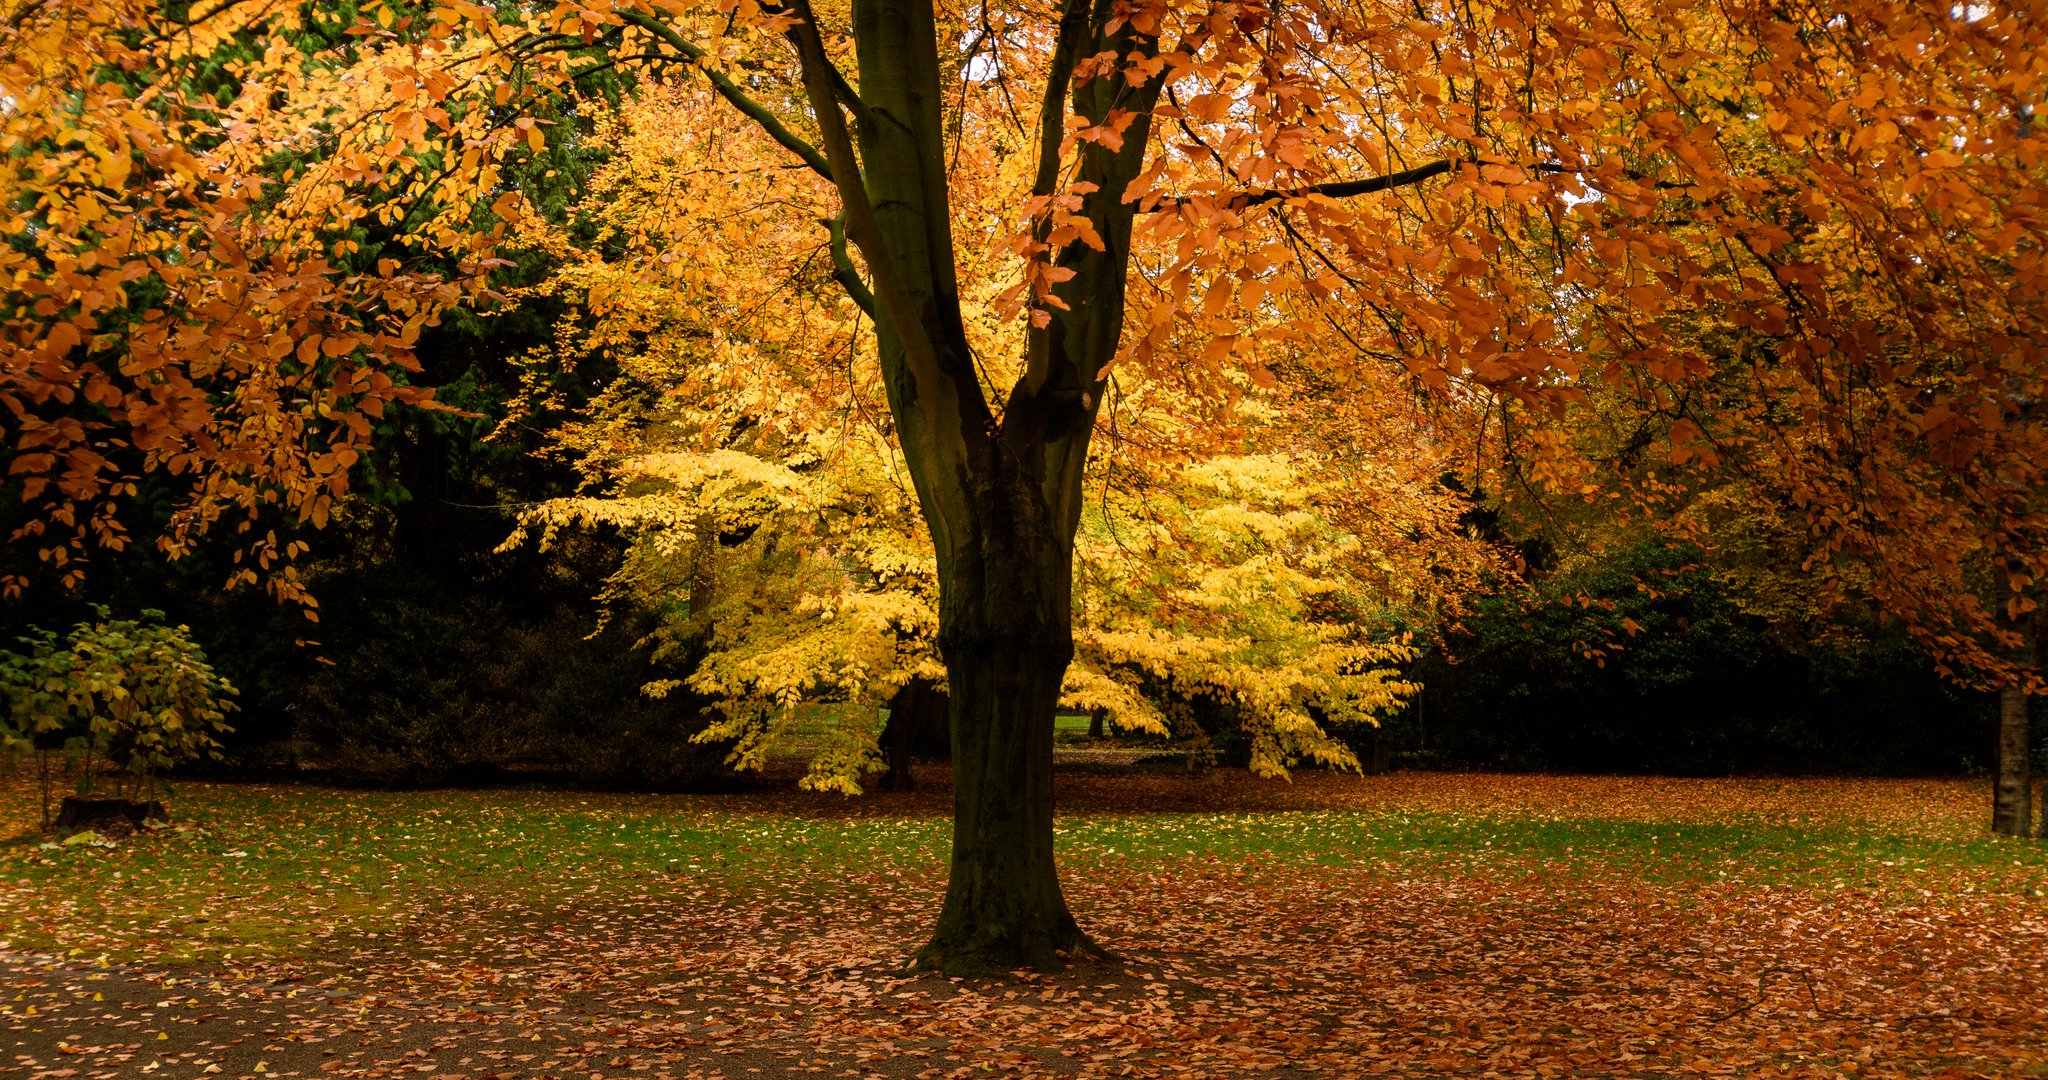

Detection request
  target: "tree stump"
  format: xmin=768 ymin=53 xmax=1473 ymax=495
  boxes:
xmin=54 ymin=797 xmax=166 ymax=833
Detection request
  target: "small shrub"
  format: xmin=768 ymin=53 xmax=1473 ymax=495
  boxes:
xmin=0 ymin=607 xmax=237 ymax=826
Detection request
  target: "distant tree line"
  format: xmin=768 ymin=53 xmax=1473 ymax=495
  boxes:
xmin=1388 ymin=543 xmax=1993 ymax=777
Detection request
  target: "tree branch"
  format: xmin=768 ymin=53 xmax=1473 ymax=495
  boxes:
xmin=1019 ymin=0 xmax=1098 ymax=398
xmin=1144 ymin=157 xmax=1702 ymax=213
xmin=825 ymin=213 xmax=877 ymax=317
xmin=819 ymin=47 xmax=869 ymax=126
xmin=140 ymin=0 xmax=260 ymax=41
xmin=1148 ymin=159 xmax=1452 ymax=212
xmin=1028 ymin=0 xmax=1093 ymax=202
xmin=784 ymin=0 xmax=949 ymax=396
xmin=615 ymin=9 xmax=835 ymax=183
xmin=757 ymin=0 xmax=869 ymax=123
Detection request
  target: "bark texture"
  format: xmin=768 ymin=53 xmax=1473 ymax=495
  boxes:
xmin=909 ymin=469 xmax=1106 ymax=973
xmin=915 ymin=631 xmax=1089 ymax=972
xmin=1991 ymin=579 xmax=2039 ymax=839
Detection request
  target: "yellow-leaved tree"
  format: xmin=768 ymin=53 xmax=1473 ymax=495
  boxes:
xmin=501 ymin=85 xmax=1461 ymax=794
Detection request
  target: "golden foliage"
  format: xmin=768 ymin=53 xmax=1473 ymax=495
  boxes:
xmin=0 ymin=0 xmax=530 ymax=604
xmin=499 ymin=86 xmax=1481 ymax=789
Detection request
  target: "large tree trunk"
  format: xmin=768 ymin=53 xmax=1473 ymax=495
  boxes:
xmin=916 ymin=629 xmax=1086 ymax=972
xmin=912 ymin=478 xmax=1099 ymax=974
xmin=785 ymin=0 xmax=1163 ymax=973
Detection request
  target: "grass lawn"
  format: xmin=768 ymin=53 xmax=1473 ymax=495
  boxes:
xmin=2 ymin=769 xmax=2044 ymax=1078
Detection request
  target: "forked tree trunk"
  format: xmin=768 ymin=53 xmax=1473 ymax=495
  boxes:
xmin=1994 ymin=684 xmax=2032 ymax=836
xmin=783 ymin=0 xmax=1163 ymax=973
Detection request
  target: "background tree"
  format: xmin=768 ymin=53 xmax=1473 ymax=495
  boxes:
xmin=1070 ymin=442 xmax=1435 ymax=775
xmin=0 ymin=0 xmax=682 ymax=789
xmin=0 ymin=0 xmax=535 ymax=604
xmin=0 ymin=608 xmax=237 ymax=827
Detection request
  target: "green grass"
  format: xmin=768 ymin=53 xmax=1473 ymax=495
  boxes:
xmin=0 ymin=786 xmax=954 ymax=962
xmin=3 ymin=779 xmax=2044 ymax=965
xmin=1059 ymin=809 xmax=2048 ymax=888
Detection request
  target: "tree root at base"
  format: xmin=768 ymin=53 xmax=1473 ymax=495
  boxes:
xmin=908 ymin=923 xmax=1118 ymax=977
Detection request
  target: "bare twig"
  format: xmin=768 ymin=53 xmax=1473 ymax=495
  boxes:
xmin=1710 ymin=966 xmax=1824 ymax=1023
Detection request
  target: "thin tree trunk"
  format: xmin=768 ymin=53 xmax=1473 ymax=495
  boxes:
xmin=37 ymin=750 xmax=52 ymax=829
xmin=880 ymin=680 xmax=925 ymax=792
xmin=1990 ymin=575 xmax=2039 ymax=838
xmin=1994 ymin=683 xmax=2033 ymax=836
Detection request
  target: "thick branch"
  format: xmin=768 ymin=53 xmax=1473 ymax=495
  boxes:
xmin=1028 ymin=0 xmax=1094 ymax=201
xmin=1018 ymin=0 xmax=1097 ymax=398
xmin=759 ymin=0 xmax=865 ymax=118
xmin=785 ymin=0 xmax=949 ymax=395
xmin=819 ymin=48 xmax=869 ymax=124
xmin=616 ymin=9 xmax=834 ymax=182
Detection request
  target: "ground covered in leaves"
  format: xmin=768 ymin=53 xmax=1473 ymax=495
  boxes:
xmin=2 ymin=770 xmax=2045 ymax=1079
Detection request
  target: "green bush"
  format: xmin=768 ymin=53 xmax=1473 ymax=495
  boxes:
xmin=0 ymin=608 xmax=237 ymax=825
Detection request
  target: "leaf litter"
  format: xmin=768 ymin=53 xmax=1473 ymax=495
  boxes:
xmin=2 ymin=770 xmax=2044 ymax=1078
